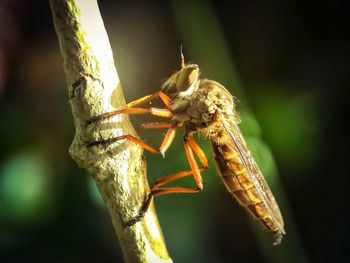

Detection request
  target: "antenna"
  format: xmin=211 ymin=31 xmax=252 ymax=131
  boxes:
xmin=180 ymin=45 xmax=185 ymax=68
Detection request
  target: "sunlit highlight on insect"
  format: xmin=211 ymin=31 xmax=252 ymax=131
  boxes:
xmin=88 ymin=48 xmax=285 ymax=245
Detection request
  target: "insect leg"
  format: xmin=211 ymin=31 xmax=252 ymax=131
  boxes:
xmin=137 ymin=122 xmax=173 ymax=129
xmin=123 ymin=186 xmax=201 ymax=227
xmin=126 ymin=91 xmax=173 ymax=109
xmin=187 ymin=136 xmax=209 ymax=169
xmin=152 ymin=138 xmax=208 ymax=188
xmin=124 ymin=137 xmax=209 ymax=227
xmin=183 ymin=136 xmax=205 ymax=190
xmin=87 ymin=107 xmax=173 ymax=125
xmin=124 ymin=181 xmax=204 ymax=227
xmin=88 ymin=127 xmax=177 ymax=156
xmin=87 ymin=134 xmax=160 ymax=154
xmin=152 ymin=167 xmax=206 ymax=189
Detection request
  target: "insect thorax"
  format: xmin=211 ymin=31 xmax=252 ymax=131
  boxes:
xmin=168 ymin=79 xmax=237 ymax=140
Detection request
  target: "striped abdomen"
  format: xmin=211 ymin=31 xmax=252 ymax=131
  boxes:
xmin=211 ymin=141 xmax=284 ymax=236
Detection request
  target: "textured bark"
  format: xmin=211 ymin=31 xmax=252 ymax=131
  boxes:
xmin=49 ymin=1 xmax=172 ymax=262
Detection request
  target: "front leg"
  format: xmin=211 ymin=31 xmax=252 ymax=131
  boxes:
xmin=87 ymin=107 xmax=174 ymax=125
xmin=87 ymin=91 xmax=174 ymax=125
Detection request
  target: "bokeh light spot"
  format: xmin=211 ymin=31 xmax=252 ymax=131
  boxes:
xmin=0 ymin=151 xmax=54 ymax=224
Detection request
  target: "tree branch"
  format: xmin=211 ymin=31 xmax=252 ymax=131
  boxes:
xmin=49 ymin=1 xmax=172 ymax=262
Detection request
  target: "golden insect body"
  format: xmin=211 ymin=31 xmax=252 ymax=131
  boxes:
xmin=88 ymin=50 xmax=285 ymax=245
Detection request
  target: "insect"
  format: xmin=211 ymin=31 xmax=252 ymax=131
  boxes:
xmin=88 ymin=48 xmax=285 ymax=245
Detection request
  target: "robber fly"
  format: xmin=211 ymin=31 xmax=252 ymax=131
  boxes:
xmin=88 ymin=48 xmax=285 ymax=245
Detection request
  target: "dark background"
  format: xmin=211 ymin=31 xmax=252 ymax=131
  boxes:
xmin=0 ymin=0 xmax=349 ymax=262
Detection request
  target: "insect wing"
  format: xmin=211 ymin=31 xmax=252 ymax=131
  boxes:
xmin=219 ymin=113 xmax=285 ymax=234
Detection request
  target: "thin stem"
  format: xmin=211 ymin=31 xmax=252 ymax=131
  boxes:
xmin=49 ymin=1 xmax=172 ymax=262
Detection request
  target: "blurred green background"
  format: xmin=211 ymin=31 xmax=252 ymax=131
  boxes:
xmin=0 ymin=0 xmax=349 ymax=262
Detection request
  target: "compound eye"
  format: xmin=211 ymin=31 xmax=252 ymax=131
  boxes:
xmin=177 ymin=65 xmax=199 ymax=92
